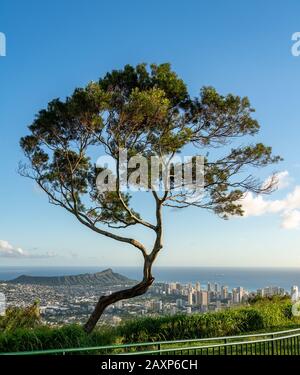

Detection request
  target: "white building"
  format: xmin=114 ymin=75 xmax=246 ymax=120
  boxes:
xmin=207 ymin=282 xmax=212 ymax=292
xmin=188 ymin=291 xmax=193 ymax=305
xmin=291 ymin=285 xmax=299 ymax=302
xmin=200 ymin=290 xmax=208 ymax=307
xmin=232 ymin=288 xmax=239 ymax=304
xmin=221 ymin=285 xmax=228 ymax=300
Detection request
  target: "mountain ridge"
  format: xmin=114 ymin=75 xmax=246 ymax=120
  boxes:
xmin=5 ymin=268 xmax=136 ymax=286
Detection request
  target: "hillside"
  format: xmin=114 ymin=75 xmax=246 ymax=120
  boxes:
xmin=1 ymin=297 xmax=299 ymax=353
xmin=6 ymin=268 xmax=135 ymax=286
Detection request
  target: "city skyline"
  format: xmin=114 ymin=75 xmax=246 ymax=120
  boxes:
xmin=1 ymin=274 xmax=297 ymax=326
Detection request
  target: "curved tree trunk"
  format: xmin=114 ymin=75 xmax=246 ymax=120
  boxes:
xmin=84 ymin=258 xmax=155 ymax=334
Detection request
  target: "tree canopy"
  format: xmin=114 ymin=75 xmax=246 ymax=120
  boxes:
xmin=20 ymin=63 xmax=281 ymax=332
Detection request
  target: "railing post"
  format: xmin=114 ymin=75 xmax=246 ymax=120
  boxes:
xmin=158 ymin=343 xmax=161 ymax=355
xmin=271 ymin=334 xmax=275 ymax=355
xmin=224 ymin=339 xmax=227 ymax=355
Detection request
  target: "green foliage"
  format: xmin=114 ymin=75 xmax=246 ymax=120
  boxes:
xmin=0 ymin=324 xmax=117 ymax=353
xmin=20 ymin=62 xmax=281 ymax=229
xmin=0 ymin=302 xmax=40 ymax=333
xmin=119 ymin=298 xmax=298 ymax=343
xmin=0 ymin=299 xmax=298 ymax=353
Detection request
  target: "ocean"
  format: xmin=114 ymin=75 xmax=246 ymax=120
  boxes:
xmin=0 ymin=266 xmax=300 ymax=292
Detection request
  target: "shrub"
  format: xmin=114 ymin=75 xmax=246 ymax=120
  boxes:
xmin=0 ymin=324 xmax=118 ymax=353
xmin=0 ymin=302 xmax=40 ymax=333
xmin=119 ymin=298 xmax=298 ymax=343
xmin=0 ymin=298 xmax=298 ymax=352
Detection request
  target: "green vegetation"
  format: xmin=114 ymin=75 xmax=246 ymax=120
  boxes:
xmin=0 ymin=325 xmax=116 ymax=353
xmin=119 ymin=296 xmax=297 ymax=342
xmin=0 ymin=301 xmax=41 ymax=333
xmin=0 ymin=297 xmax=299 ymax=353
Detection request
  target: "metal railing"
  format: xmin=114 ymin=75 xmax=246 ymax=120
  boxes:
xmin=1 ymin=327 xmax=300 ymax=356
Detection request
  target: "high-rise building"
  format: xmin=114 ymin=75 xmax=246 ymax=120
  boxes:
xmin=291 ymin=285 xmax=299 ymax=302
xmin=237 ymin=287 xmax=244 ymax=302
xmin=221 ymin=285 xmax=228 ymax=300
xmin=196 ymin=291 xmax=201 ymax=305
xmin=214 ymin=283 xmax=219 ymax=293
xmin=200 ymin=291 xmax=208 ymax=307
xmin=270 ymin=286 xmax=279 ymax=296
xmin=262 ymin=286 xmax=285 ymax=297
xmin=232 ymin=288 xmax=239 ymax=304
xmin=167 ymin=282 xmax=176 ymax=295
xmin=188 ymin=291 xmax=193 ymax=305
xmin=207 ymin=282 xmax=212 ymax=292
xmin=195 ymin=282 xmax=201 ymax=292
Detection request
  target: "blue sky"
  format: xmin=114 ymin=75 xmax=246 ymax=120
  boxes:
xmin=1 ymin=0 xmax=300 ymax=267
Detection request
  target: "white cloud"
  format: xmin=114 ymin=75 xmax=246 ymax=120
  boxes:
xmin=0 ymin=240 xmax=56 ymax=258
xmin=274 ymin=170 xmax=291 ymax=189
xmin=239 ymin=171 xmax=300 ymax=230
xmin=281 ymin=210 xmax=300 ymax=229
xmin=0 ymin=240 xmax=28 ymax=257
xmin=241 ymin=194 xmax=285 ymax=217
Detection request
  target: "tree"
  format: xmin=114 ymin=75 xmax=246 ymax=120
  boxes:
xmin=20 ymin=63 xmax=281 ymax=333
